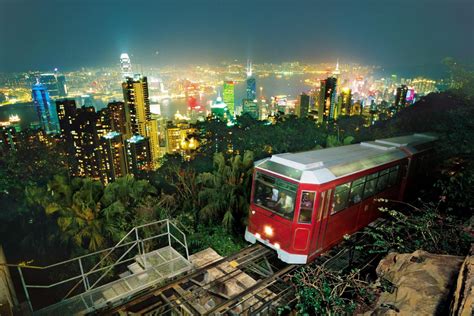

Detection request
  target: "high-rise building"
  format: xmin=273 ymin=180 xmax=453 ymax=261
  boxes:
xmin=338 ymin=88 xmax=352 ymax=116
xmin=394 ymin=85 xmax=409 ymax=110
xmin=56 ymin=99 xmax=78 ymax=173
xmin=296 ymin=93 xmax=310 ymax=118
xmin=56 ymin=98 xmax=77 ymax=137
xmin=97 ymin=108 xmax=112 ymax=138
xmin=125 ymin=135 xmax=152 ymax=176
xmin=242 ymin=99 xmax=258 ymax=119
xmin=107 ymin=101 xmax=132 ymax=138
xmin=120 ymin=53 xmax=133 ymax=79
xmin=318 ymin=77 xmax=338 ymax=123
xmin=73 ymin=106 xmax=102 ymax=178
xmin=32 ymin=82 xmax=60 ymax=134
xmin=210 ymin=96 xmax=231 ymax=121
xmin=99 ymin=131 xmax=127 ymax=184
xmin=223 ymin=81 xmax=235 ymax=116
xmin=56 ymin=99 xmax=103 ymax=179
xmin=122 ymin=75 xmax=151 ymax=136
xmin=246 ymin=61 xmax=257 ymax=100
xmin=144 ymin=119 xmax=162 ymax=167
xmin=121 ymin=75 xmax=161 ymax=168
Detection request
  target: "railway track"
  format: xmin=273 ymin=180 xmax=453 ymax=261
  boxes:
xmin=98 ymin=243 xmax=293 ymax=315
xmin=98 ymin=219 xmax=386 ymax=315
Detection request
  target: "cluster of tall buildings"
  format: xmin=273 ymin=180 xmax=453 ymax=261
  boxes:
xmin=55 ymin=73 xmax=167 ymax=184
xmin=211 ymin=61 xmax=260 ymax=121
xmin=25 ymin=54 xmax=198 ymax=184
xmin=20 ymin=57 xmax=440 ymax=184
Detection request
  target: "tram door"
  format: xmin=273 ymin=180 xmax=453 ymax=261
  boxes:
xmin=309 ymin=189 xmax=333 ymax=256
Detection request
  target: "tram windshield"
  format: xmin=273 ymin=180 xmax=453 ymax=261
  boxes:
xmin=253 ymin=171 xmax=297 ymax=220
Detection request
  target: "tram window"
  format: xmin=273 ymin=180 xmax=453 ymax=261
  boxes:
xmin=317 ymin=192 xmax=326 ymax=221
xmin=363 ymin=172 xmax=378 ymax=199
xmin=387 ymin=165 xmax=400 ymax=187
xmin=376 ymin=169 xmax=389 ymax=193
xmin=332 ymin=183 xmax=350 ymax=214
xmin=349 ymin=177 xmax=365 ymax=205
xmin=253 ymin=172 xmax=297 ymax=220
xmin=298 ymin=191 xmax=316 ymax=224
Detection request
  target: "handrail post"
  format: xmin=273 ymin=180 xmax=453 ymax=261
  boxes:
xmin=140 ymin=239 xmax=147 ymax=270
xmin=17 ymin=266 xmax=33 ymax=313
xmin=135 ymin=228 xmax=141 ymax=257
xmin=136 ymin=227 xmax=147 ymax=269
xmin=166 ymin=220 xmax=171 ymax=249
xmin=78 ymin=258 xmax=89 ymax=291
xmin=183 ymin=230 xmax=190 ymax=260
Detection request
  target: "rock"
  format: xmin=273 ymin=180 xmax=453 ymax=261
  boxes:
xmin=365 ymin=250 xmax=464 ymax=315
xmin=450 ymin=249 xmax=474 ymax=316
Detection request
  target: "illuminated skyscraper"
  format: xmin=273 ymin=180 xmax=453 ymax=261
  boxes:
xmin=32 ymin=82 xmax=60 ymax=134
xmin=56 ymin=99 xmax=77 ymax=173
xmin=125 ymin=135 xmax=152 ymax=175
xmin=99 ymin=131 xmax=127 ymax=184
xmin=223 ymin=81 xmax=235 ymax=116
xmin=318 ymin=77 xmax=338 ymax=123
xmin=122 ymin=76 xmax=161 ymax=168
xmin=145 ymin=119 xmax=162 ymax=166
xmin=120 ymin=53 xmax=133 ymax=79
xmin=107 ymin=101 xmax=132 ymax=138
xmin=338 ymin=88 xmax=352 ymax=116
xmin=56 ymin=99 xmax=103 ymax=179
xmin=246 ymin=61 xmax=257 ymax=100
xmin=122 ymin=75 xmax=151 ymax=136
xmin=210 ymin=96 xmax=230 ymax=121
xmin=394 ymin=85 xmax=408 ymax=110
xmin=296 ymin=93 xmax=310 ymax=118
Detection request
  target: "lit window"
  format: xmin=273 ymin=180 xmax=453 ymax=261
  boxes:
xmin=332 ymin=183 xmax=350 ymax=214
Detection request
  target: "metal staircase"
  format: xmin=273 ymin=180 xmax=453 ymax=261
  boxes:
xmin=12 ymin=219 xmax=191 ymax=315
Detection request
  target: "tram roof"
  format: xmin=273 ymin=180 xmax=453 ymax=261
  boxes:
xmin=255 ymin=133 xmax=436 ymax=184
xmin=375 ymin=133 xmax=437 ymax=154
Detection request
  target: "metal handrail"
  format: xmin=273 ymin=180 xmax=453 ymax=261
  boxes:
xmin=62 ymin=219 xmax=170 ymax=299
xmin=62 ymin=225 xmax=140 ymax=299
xmin=12 ymin=218 xmax=189 ymax=313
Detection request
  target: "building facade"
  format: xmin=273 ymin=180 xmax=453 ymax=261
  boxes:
xmin=32 ymin=82 xmax=60 ymax=134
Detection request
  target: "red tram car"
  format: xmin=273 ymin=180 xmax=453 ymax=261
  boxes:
xmin=245 ymin=133 xmax=437 ymax=264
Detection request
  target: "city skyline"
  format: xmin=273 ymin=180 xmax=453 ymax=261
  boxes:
xmin=0 ymin=0 xmax=473 ymax=73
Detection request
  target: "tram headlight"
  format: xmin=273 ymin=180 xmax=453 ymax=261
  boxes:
xmin=251 ymin=210 xmax=256 ymax=215
xmin=274 ymin=242 xmax=280 ymax=249
xmin=264 ymin=225 xmax=274 ymax=237
xmin=255 ymin=233 xmax=261 ymax=239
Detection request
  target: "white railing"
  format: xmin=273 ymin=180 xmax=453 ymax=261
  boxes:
xmin=4 ymin=219 xmax=189 ymax=312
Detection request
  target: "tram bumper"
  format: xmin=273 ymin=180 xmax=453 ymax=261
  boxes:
xmin=245 ymin=228 xmax=308 ymax=264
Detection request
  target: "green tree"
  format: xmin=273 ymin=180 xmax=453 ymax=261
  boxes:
xmin=197 ymin=151 xmax=254 ymax=232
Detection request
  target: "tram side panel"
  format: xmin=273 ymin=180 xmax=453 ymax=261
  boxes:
xmin=310 ymin=160 xmax=408 ymax=259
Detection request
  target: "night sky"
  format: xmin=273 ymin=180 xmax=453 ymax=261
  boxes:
xmin=0 ymin=0 xmax=473 ymax=73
